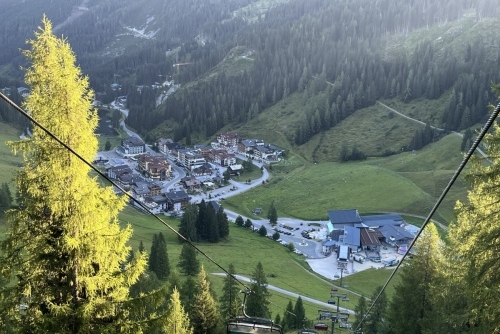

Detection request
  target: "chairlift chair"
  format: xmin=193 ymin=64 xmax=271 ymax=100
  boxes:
xmin=313 ymin=322 xmax=329 ymax=331
xmin=227 ymin=316 xmax=283 ymax=333
xmin=227 ymin=289 xmax=283 ymax=334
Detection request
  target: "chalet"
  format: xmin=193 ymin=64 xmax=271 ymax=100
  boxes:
xmin=133 ymin=197 xmax=162 ymax=214
xmin=254 ymin=145 xmax=277 ymax=161
xmin=107 ymin=165 xmax=133 ymax=180
xmin=131 ymin=181 xmax=162 ymax=198
xmin=165 ymin=142 xmax=183 ymax=160
xmin=181 ymin=175 xmax=202 ymax=190
xmin=228 ymin=164 xmax=243 ymax=175
xmin=210 ymin=150 xmax=236 ymax=167
xmin=122 ymin=136 xmax=146 ymax=155
xmin=136 ymin=153 xmax=171 ymax=180
xmin=165 ymin=190 xmax=190 ymax=211
xmin=148 ymin=194 xmax=169 ymax=211
xmin=238 ymin=139 xmax=264 ymax=155
xmin=194 ymin=145 xmax=212 ymax=160
xmin=157 ymin=138 xmax=174 ymax=155
xmin=216 ymin=131 xmax=240 ymax=149
xmin=192 ymin=163 xmax=213 ymax=176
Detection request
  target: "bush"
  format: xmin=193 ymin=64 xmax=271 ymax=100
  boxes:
xmin=258 ymin=225 xmax=267 ymax=237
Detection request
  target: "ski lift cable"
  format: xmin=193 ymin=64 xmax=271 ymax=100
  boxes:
xmin=0 ymin=91 xmax=299 ymax=320
xmin=355 ymin=100 xmax=500 ymax=332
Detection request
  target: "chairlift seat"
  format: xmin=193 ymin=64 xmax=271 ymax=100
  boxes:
xmin=227 ymin=316 xmax=283 ymax=334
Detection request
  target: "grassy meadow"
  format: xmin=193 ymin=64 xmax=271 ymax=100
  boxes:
xmin=119 ymin=205 xmax=364 ymax=323
xmin=223 ymin=132 xmax=466 ymax=223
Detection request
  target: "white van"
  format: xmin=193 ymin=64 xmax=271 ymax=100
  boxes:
xmin=353 ymin=254 xmax=365 ymax=263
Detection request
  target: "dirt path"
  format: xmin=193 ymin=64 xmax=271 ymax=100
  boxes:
xmin=53 ymin=0 xmax=90 ymax=32
xmin=376 ymin=101 xmax=489 ymax=159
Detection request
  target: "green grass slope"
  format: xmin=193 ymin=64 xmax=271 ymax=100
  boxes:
xmin=224 ymin=132 xmax=465 ymax=223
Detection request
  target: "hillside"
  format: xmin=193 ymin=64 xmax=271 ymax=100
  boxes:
xmin=1 ymin=0 xmax=500 ymax=161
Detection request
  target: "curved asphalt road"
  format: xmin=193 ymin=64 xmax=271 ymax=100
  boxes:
xmin=212 ymin=273 xmax=353 ymax=314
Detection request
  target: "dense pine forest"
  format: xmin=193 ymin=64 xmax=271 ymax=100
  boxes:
xmin=1 ymin=0 xmax=500 ymax=161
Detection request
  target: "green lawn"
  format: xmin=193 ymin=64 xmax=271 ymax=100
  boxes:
xmin=119 ymin=206 xmax=370 ymax=320
xmin=223 ymin=132 xmax=466 ymax=223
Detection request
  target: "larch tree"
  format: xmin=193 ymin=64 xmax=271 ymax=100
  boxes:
xmin=352 ymin=296 xmax=368 ymax=334
xmin=0 ymin=17 xmax=150 ymax=333
xmin=163 ymin=288 xmax=193 ymax=334
xmin=366 ymin=286 xmax=388 ymax=334
xmin=386 ymin=223 xmax=444 ymax=334
xmin=448 ymin=90 xmax=500 ymax=333
xmin=191 ymin=265 xmax=220 ymax=334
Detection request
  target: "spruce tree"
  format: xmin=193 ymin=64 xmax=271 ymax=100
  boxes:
xmin=196 ymin=199 xmax=208 ymax=240
xmin=0 ymin=17 xmax=149 ymax=333
xmin=178 ymin=203 xmax=198 ymax=242
xmin=163 ymin=288 xmax=193 ymax=334
xmin=191 ymin=265 xmax=220 ymax=334
xmin=282 ymin=300 xmax=295 ymax=332
xmin=178 ymin=242 xmax=200 ymax=276
xmin=217 ymin=206 xmax=229 ymax=239
xmin=180 ymin=276 xmax=198 ymax=316
xmin=293 ymin=296 xmax=305 ymax=329
xmin=235 ymin=215 xmax=244 ymax=227
xmin=206 ymin=203 xmax=219 ymax=243
xmin=154 ymin=232 xmax=170 ymax=279
xmin=219 ymin=263 xmax=241 ymax=321
xmin=149 ymin=233 xmax=159 ymax=274
xmin=246 ymin=262 xmax=271 ymax=318
xmin=244 ymin=218 xmax=253 ymax=229
xmin=267 ymin=201 xmax=278 ymax=225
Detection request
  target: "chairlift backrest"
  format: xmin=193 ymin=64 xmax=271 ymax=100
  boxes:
xmin=227 ymin=316 xmax=283 ymax=334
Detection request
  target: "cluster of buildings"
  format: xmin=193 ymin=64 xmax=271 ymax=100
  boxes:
xmin=157 ymin=132 xmax=285 ymax=168
xmin=323 ymin=209 xmax=418 ymax=260
xmin=103 ymin=131 xmax=284 ymax=215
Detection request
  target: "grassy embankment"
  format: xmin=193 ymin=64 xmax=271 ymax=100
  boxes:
xmin=118 ymin=205 xmax=369 ymax=325
xmin=222 ymin=131 xmax=466 ymax=224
